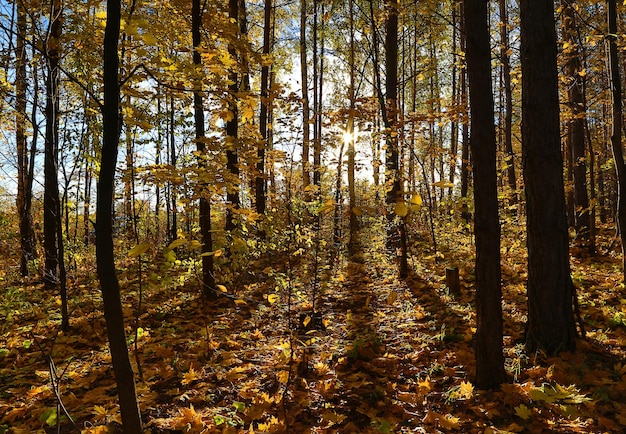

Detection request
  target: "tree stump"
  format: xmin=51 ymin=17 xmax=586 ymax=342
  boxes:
xmin=446 ymin=267 xmax=460 ymax=295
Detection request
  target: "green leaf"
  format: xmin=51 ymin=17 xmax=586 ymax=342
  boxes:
xmin=214 ymin=415 xmax=226 ymax=425
xmin=40 ymin=408 xmax=57 ymax=427
xmin=136 ymin=327 xmax=144 ymax=338
xmin=0 ymin=348 xmax=9 ymax=358
xmin=163 ymin=249 xmax=177 ymax=263
xmin=233 ymin=401 xmax=246 ymax=412
xmin=128 ymin=242 xmax=150 ymax=258
xmin=378 ymin=419 xmax=392 ymax=433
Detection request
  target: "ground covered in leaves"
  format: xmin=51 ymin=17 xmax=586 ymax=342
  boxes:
xmin=2 ymin=222 xmax=626 ymax=433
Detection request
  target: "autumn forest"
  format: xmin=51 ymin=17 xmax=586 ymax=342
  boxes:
xmin=2 ymin=0 xmax=626 ymax=432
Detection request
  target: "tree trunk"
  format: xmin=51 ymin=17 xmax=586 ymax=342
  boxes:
xmin=606 ymin=0 xmax=626 ymax=280
xmin=256 ymin=0 xmax=272 ymax=219
xmin=312 ymin=0 xmax=323 ymax=189
xmin=459 ymin=1 xmax=471 ymax=224
xmin=520 ymin=0 xmax=576 ymax=353
xmin=43 ymin=0 xmax=62 ymax=288
xmin=385 ymin=0 xmax=407 ymax=278
xmin=168 ymin=95 xmax=177 ymax=242
xmin=193 ymin=0 xmax=216 ymax=298
xmin=15 ymin=2 xmax=36 ymax=276
xmin=499 ymin=0 xmax=517 ymax=203
xmin=464 ymin=0 xmax=506 ymax=389
xmin=225 ymin=0 xmax=240 ymax=233
xmin=563 ymin=1 xmax=591 ymax=245
xmin=347 ymin=0 xmax=357 ymax=250
xmin=300 ymin=0 xmax=311 ymax=190
xmin=97 ymin=0 xmax=143 ymax=430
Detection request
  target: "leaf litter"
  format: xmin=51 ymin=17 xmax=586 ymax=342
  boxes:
xmin=1 ymin=224 xmax=626 ymax=432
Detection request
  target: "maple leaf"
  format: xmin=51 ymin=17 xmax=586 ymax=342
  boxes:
xmin=417 ymin=376 xmax=432 ymax=392
xmin=514 ymin=404 xmax=532 ymax=420
xmin=181 ymin=367 xmax=199 ymax=386
xmin=459 ymin=381 xmax=474 ymax=399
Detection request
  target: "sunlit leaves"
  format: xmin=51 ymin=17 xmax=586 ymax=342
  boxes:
xmin=393 ymin=201 xmax=408 ymax=217
xmin=181 ymin=367 xmax=200 ymax=386
xmin=128 ymin=242 xmax=150 ymax=258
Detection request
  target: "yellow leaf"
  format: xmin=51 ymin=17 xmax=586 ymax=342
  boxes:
xmin=93 ymin=405 xmax=108 ymax=420
xmin=189 ymin=240 xmax=202 ymax=249
xmin=418 ymin=376 xmax=432 ymax=391
xmin=142 ymin=33 xmax=157 ymax=45
xmin=432 ymin=180 xmax=454 ymax=188
xmin=410 ymin=194 xmax=423 ymax=210
xmin=267 ymin=294 xmax=279 ymax=304
xmin=459 ymin=381 xmax=474 ymax=399
xmin=167 ymin=238 xmax=187 ymax=249
xmin=128 ymin=242 xmax=150 ymax=258
xmin=317 ymin=199 xmax=335 ymax=214
xmin=182 ymin=367 xmax=199 ymax=386
xmin=277 ymin=370 xmax=289 ymax=384
xmin=302 ymin=315 xmax=311 ymax=327
xmin=394 ymin=201 xmax=408 ymax=217
xmin=217 ymin=285 xmax=228 ymax=293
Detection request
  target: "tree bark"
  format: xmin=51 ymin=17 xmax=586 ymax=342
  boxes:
xmin=300 ymin=0 xmax=311 ymax=190
xmin=385 ymin=0 xmax=407 ymax=278
xmin=97 ymin=0 xmax=143 ymax=430
xmin=193 ymin=0 xmax=216 ymax=298
xmin=15 ymin=2 xmax=36 ymax=276
xmin=499 ymin=0 xmax=517 ymax=203
xmin=464 ymin=0 xmax=506 ymax=389
xmin=225 ymin=0 xmax=240 ymax=233
xmin=563 ymin=1 xmax=591 ymax=244
xmin=606 ymin=0 xmax=626 ymax=280
xmin=520 ymin=0 xmax=576 ymax=353
xmin=347 ymin=0 xmax=357 ymax=250
xmin=256 ymin=0 xmax=272 ymax=219
xmin=43 ymin=0 xmax=62 ymax=288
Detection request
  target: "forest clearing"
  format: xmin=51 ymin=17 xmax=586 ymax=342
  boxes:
xmin=1 ymin=220 xmax=626 ymax=433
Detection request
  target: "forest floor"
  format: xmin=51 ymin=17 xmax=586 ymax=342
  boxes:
xmin=2 ymin=220 xmax=626 ymax=433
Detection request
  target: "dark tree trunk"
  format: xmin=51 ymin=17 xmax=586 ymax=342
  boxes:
xmin=256 ymin=0 xmax=272 ymax=218
xmin=347 ymin=0 xmax=357 ymax=250
xmin=300 ymin=0 xmax=311 ymax=189
xmin=385 ymin=0 xmax=407 ymax=278
xmin=312 ymin=0 xmax=324 ymax=189
xmin=499 ymin=0 xmax=517 ymax=203
xmin=97 ymin=0 xmax=143 ymax=430
xmin=464 ymin=0 xmax=506 ymax=389
xmin=168 ymin=95 xmax=177 ymax=242
xmin=520 ymin=0 xmax=576 ymax=353
xmin=193 ymin=0 xmax=216 ymax=298
xmin=459 ymin=1 xmax=471 ymax=224
xmin=225 ymin=0 xmax=240 ymax=233
xmin=43 ymin=0 xmax=62 ymax=288
xmin=15 ymin=2 xmax=35 ymax=276
xmin=563 ymin=1 xmax=591 ymax=244
xmin=15 ymin=2 xmax=36 ymax=276
xmin=607 ymin=0 xmax=626 ymax=280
